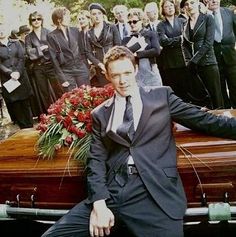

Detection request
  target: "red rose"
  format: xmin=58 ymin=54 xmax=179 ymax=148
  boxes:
xmin=86 ymin=123 xmax=92 ymax=133
xmin=63 ymin=116 xmax=73 ymax=128
xmin=65 ymin=136 xmax=73 ymax=145
xmin=77 ymin=112 xmax=86 ymax=122
xmin=76 ymin=129 xmax=86 ymax=138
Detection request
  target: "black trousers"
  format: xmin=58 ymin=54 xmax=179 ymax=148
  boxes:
xmin=33 ymin=64 xmax=64 ymax=114
xmin=42 ymin=174 xmax=183 ymax=237
xmin=62 ymin=63 xmax=90 ymax=92
xmin=6 ymin=99 xmax=33 ymax=129
xmin=198 ymin=64 xmax=224 ymax=109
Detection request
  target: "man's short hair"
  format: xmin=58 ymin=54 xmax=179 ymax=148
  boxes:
xmin=112 ymin=5 xmax=128 ymax=14
xmin=51 ymin=7 xmax=70 ymax=26
xmin=144 ymin=2 xmax=158 ymax=13
xmin=104 ymin=46 xmax=136 ymax=71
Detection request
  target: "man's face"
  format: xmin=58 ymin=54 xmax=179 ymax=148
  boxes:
xmin=146 ymin=9 xmax=158 ymax=22
xmin=207 ymin=0 xmax=221 ymax=11
xmin=114 ymin=6 xmax=128 ymax=23
xmin=105 ymin=58 xmax=137 ymax=97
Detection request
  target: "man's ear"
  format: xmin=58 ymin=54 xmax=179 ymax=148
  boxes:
xmin=105 ymin=70 xmax=111 ymax=82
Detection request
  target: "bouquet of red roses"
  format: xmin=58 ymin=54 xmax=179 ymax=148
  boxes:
xmin=36 ymin=85 xmax=114 ymax=161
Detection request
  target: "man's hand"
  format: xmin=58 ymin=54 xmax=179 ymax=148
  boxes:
xmin=62 ymin=81 xmax=69 ymax=87
xmin=89 ymin=200 xmax=115 ymax=237
xmin=40 ymin=45 xmax=48 ymax=51
xmin=10 ymin=71 xmax=20 ymax=80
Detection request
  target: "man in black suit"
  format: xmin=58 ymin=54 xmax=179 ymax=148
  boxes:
xmin=208 ymin=0 xmax=236 ymax=108
xmin=112 ymin=5 xmax=131 ymax=42
xmin=42 ymin=46 xmax=236 ymax=237
xmin=144 ymin=2 xmax=160 ymax=32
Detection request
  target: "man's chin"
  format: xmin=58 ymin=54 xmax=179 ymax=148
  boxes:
xmin=118 ymin=89 xmax=129 ymax=97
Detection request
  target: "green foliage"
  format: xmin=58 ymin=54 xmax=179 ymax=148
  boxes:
xmin=22 ymin=0 xmax=236 ymax=24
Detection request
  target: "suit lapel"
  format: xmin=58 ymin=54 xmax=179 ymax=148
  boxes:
xmin=101 ymin=23 xmax=110 ymax=45
xmin=67 ymin=28 xmax=78 ymax=53
xmin=183 ymin=19 xmax=191 ymax=42
xmin=104 ymin=96 xmax=130 ymax=147
xmin=31 ymin=31 xmax=41 ymax=47
xmin=220 ymin=8 xmax=226 ymax=39
xmin=133 ymin=88 xmax=154 ymax=144
xmin=88 ymin=29 xmax=103 ymax=48
xmin=40 ymin=28 xmax=48 ymax=42
xmin=192 ymin=13 xmax=205 ymax=38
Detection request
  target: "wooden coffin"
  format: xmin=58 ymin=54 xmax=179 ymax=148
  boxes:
xmin=0 ymin=110 xmax=235 ymax=210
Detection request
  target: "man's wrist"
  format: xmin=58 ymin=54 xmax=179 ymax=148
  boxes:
xmin=93 ymin=199 xmax=106 ymax=208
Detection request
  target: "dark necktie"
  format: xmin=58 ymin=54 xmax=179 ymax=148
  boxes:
xmin=151 ymin=24 xmax=155 ymax=31
xmin=123 ymin=23 xmax=129 ymax=39
xmin=117 ymin=96 xmax=135 ymax=142
xmin=213 ymin=11 xmax=222 ymax=42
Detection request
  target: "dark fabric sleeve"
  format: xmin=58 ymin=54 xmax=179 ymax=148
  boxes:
xmin=136 ymin=31 xmax=161 ymax=59
xmin=86 ymin=111 xmax=110 ymax=203
xmin=157 ymin=21 xmax=182 ymax=48
xmin=47 ymin=34 xmax=66 ymax=84
xmin=167 ymin=87 xmax=236 ymax=139
xmin=25 ymin=34 xmax=44 ymax=61
xmin=190 ymin=14 xmax=215 ymax=64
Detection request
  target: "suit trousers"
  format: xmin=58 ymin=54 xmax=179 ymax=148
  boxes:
xmin=62 ymin=64 xmax=90 ymax=92
xmin=198 ymin=64 xmax=224 ymax=109
xmin=42 ymin=173 xmax=183 ymax=237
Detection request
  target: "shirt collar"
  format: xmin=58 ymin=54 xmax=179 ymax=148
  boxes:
xmin=115 ymin=85 xmax=140 ymax=102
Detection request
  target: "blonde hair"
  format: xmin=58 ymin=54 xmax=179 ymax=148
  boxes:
xmin=77 ymin=10 xmax=92 ymax=29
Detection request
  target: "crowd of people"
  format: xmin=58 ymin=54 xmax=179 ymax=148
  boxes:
xmin=0 ymin=0 xmax=236 ymax=129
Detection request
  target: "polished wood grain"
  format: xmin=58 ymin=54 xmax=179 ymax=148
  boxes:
xmin=0 ymin=110 xmax=235 ymax=208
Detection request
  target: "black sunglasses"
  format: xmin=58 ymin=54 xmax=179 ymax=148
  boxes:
xmin=31 ymin=18 xmax=42 ymax=22
xmin=128 ymin=20 xmax=140 ymax=25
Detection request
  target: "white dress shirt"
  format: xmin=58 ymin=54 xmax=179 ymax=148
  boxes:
xmin=107 ymin=89 xmax=143 ymax=164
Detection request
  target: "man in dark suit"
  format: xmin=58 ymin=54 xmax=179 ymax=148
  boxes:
xmin=208 ymin=0 xmax=236 ymax=108
xmin=112 ymin=5 xmax=131 ymax=42
xmin=144 ymin=2 xmax=160 ymax=32
xmin=42 ymin=46 xmax=236 ymax=237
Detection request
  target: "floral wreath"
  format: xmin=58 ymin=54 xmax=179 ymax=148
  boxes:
xmin=36 ymin=85 xmax=114 ymax=162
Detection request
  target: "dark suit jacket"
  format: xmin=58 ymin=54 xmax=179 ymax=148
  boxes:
xmin=86 ymin=86 xmax=236 ymax=219
xmin=47 ymin=27 xmax=87 ymax=83
xmin=214 ymin=7 xmax=236 ymax=65
xmin=157 ymin=16 xmax=186 ymax=69
xmin=183 ymin=13 xmax=217 ymax=66
xmin=86 ymin=22 xmax=121 ymax=66
xmin=25 ymin=28 xmax=51 ymax=63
